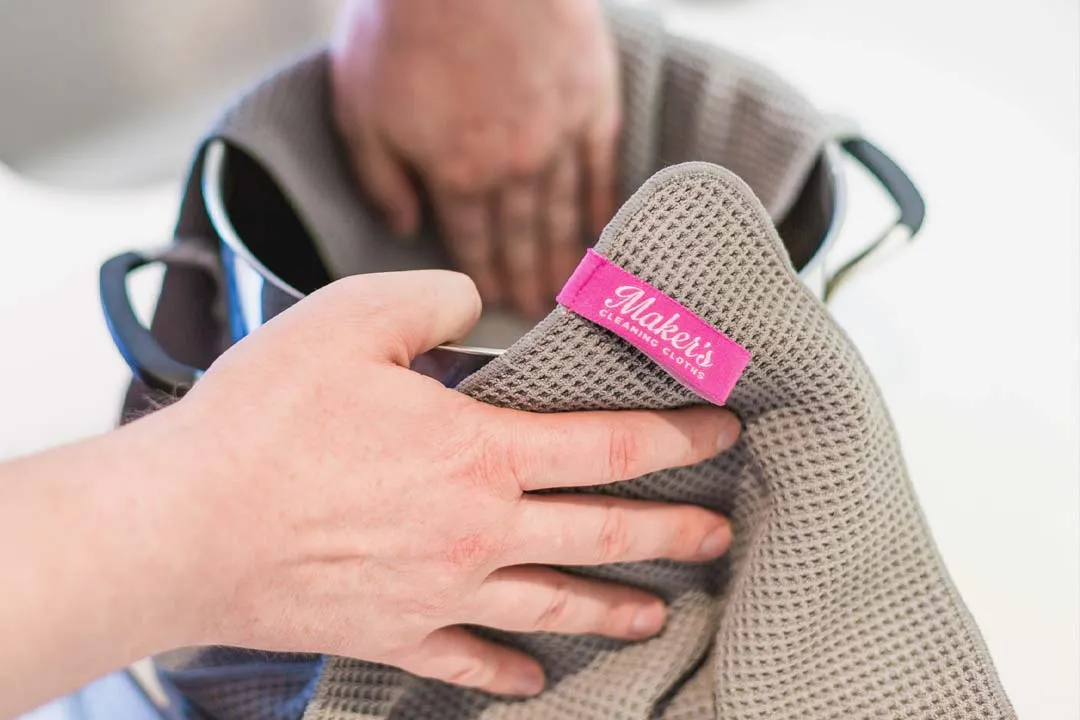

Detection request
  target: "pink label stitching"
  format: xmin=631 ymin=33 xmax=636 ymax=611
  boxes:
xmin=556 ymin=249 xmax=751 ymax=406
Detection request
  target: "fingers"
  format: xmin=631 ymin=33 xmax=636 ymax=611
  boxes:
xmin=328 ymin=270 xmax=482 ymax=364
xmin=396 ymin=626 xmax=545 ymax=697
xmin=352 ymin=126 xmax=421 ymax=237
xmin=434 ymin=190 xmax=501 ymax=303
xmin=542 ymin=145 xmax=584 ymax=294
xmin=482 ymin=405 xmax=741 ymax=492
xmin=465 ymin=566 xmax=666 ymax=640
xmin=497 ymin=181 xmax=545 ymax=317
xmin=510 ymin=495 xmax=732 ymax=566
xmin=583 ymin=106 xmax=620 ymax=239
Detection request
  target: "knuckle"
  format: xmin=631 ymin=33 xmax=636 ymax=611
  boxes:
xmin=605 ymin=426 xmax=643 ymax=482
xmin=508 ymin=139 xmax=550 ymax=178
xmin=435 ymin=158 xmax=487 ymax=197
xmin=438 ymin=123 xmax=508 ymax=194
xmin=463 ymin=426 xmax=511 ymax=487
xmin=462 ymin=118 xmax=508 ymax=155
xmin=534 ymin=577 xmax=575 ymax=632
xmin=502 ymin=442 xmax=532 ymax=490
xmin=500 ymin=429 xmax=534 ymax=489
xmin=459 ymin=422 xmax=527 ymax=496
xmin=329 ymin=285 xmax=410 ymax=359
xmin=445 ymin=530 xmax=501 ymax=570
xmin=597 ymin=503 xmax=633 ymax=563
xmin=399 ymin=571 xmax=459 ymax=618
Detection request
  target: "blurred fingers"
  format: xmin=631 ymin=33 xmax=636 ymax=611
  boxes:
xmin=497 ymin=180 xmax=545 ymax=317
xmin=434 ymin=190 xmax=500 ymax=303
xmin=582 ymin=106 xmax=620 ymax=239
xmin=542 ymin=145 xmax=584 ymax=295
xmin=351 ymin=126 xmax=421 ymax=237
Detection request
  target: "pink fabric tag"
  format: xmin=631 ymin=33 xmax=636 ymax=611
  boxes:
xmin=556 ymin=249 xmax=751 ymax=406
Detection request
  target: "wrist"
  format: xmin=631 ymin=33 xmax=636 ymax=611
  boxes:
xmin=91 ymin=409 xmax=215 ymax=654
xmin=116 ymin=402 xmax=243 ymax=650
xmin=55 ymin=402 xmax=240 ymax=656
xmin=0 ymin=409 xmax=228 ymax=713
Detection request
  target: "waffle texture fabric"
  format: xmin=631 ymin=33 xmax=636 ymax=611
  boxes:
xmin=305 ymin=164 xmax=1013 ymax=720
xmin=146 ymin=5 xmax=1015 ymax=720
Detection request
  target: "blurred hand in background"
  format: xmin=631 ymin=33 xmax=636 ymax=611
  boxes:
xmin=330 ymin=0 xmax=621 ymax=318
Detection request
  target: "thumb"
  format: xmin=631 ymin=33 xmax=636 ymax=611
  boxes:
xmin=324 ymin=270 xmax=483 ymax=366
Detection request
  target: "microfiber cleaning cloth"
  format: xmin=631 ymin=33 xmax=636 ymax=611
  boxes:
xmin=137 ymin=6 xmax=1015 ymax=720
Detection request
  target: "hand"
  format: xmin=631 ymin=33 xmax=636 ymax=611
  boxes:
xmin=330 ymin=0 xmax=621 ymax=318
xmin=164 ymin=271 xmax=738 ymax=696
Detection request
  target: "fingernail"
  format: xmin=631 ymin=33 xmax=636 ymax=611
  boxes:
xmin=716 ymin=412 xmax=742 ymax=453
xmin=697 ymin=523 xmax=732 ymax=559
xmin=511 ymin=664 xmax=546 ymax=696
xmin=630 ymin=601 xmax=667 ymax=638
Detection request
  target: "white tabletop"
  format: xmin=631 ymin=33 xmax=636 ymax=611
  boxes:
xmin=3 ymin=0 xmax=1077 ymax=718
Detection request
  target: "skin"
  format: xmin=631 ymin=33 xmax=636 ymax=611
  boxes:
xmin=0 ymin=271 xmax=740 ymax=717
xmin=331 ymin=0 xmax=620 ymax=318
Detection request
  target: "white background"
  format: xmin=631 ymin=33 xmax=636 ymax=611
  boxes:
xmin=2 ymin=1 xmax=1077 ymax=718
